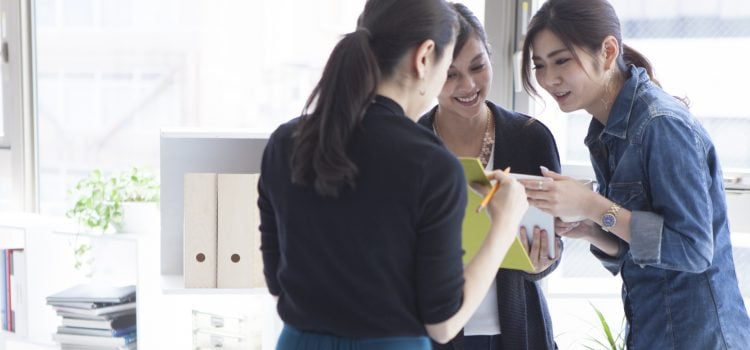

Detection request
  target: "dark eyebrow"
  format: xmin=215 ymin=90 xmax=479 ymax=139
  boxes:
xmin=531 ymin=48 xmax=568 ymax=60
xmin=450 ymin=52 xmax=486 ymax=69
xmin=470 ymin=52 xmax=485 ymax=64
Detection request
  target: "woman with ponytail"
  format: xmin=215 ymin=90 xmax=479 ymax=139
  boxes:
xmin=518 ymin=0 xmax=750 ymax=348
xmin=258 ymin=1 xmax=529 ymax=349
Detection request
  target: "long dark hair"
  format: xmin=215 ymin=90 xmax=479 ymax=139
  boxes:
xmin=451 ymin=2 xmax=490 ymax=58
xmin=291 ymin=0 xmax=457 ymax=197
xmin=520 ymin=0 xmax=657 ymax=98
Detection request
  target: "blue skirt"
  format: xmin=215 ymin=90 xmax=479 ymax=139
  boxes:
xmin=276 ymin=324 xmax=431 ymax=350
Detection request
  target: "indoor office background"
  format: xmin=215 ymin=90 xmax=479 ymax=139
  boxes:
xmin=0 ymin=0 xmax=749 ymax=349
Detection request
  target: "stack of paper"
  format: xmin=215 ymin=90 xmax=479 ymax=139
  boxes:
xmin=47 ymin=284 xmax=137 ymax=350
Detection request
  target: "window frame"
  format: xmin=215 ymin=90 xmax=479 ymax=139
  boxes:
xmin=1 ymin=0 xmax=38 ymax=211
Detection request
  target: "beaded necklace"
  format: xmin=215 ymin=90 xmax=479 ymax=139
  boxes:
xmin=435 ymin=104 xmax=495 ymax=168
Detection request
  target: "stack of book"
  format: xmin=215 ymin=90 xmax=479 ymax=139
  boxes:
xmin=47 ymin=284 xmax=137 ymax=350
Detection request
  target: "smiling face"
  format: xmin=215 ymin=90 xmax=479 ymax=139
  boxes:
xmin=531 ymin=29 xmax=608 ymax=116
xmin=437 ymin=34 xmax=492 ymax=120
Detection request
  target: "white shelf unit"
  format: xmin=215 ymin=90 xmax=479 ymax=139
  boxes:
xmin=0 ymin=227 xmax=24 ymax=250
xmin=0 ymin=212 xmax=163 ymax=350
xmin=0 ymin=213 xmax=37 ymax=345
xmin=157 ymin=130 xmax=282 ymax=350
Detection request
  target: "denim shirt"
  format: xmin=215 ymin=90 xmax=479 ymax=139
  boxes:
xmin=585 ymin=66 xmax=750 ymax=349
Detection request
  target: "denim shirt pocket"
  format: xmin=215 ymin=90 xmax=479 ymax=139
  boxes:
xmin=607 ymin=182 xmax=648 ymax=210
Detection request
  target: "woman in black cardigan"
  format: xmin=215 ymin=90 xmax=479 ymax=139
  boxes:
xmin=418 ymin=3 xmax=561 ymax=350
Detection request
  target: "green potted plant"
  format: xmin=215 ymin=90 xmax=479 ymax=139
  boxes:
xmin=66 ymin=167 xmax=160 ymax=234
xmin=116 ymin=166 xmax=160 ymax=233
xmin=66 ymin=169 xmax=122 ymax=234
xmin=65 ymin=169 xmax=118 ymax=274
xmin=65 ymin=167 xmax=160 ymax=272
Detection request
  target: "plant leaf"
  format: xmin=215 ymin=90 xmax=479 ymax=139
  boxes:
xmin=589 ymin=302 xmax=620 ymax=350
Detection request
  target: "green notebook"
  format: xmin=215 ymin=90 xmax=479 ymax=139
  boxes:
xmin=458 ymin=157 xmax=535 ymax=272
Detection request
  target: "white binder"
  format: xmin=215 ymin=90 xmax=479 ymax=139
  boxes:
xmin=217 ymin=174 xmax=262 ymax=288
xmin=184 ymin=173 xmax=218 ymax=288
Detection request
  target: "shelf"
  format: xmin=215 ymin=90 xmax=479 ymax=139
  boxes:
xmin=1 ymin=335 xmax=58 ymax=349
xmin=0 ymin=226 xmax=24 ymax=249
xmin=52 ymin=229 xmax=144 ymax=242
xmin=1 ymin=329 xmax=57 ymax=349
xmin=0 ymin=212 xmax=41 ymax=229
xmin=161 ymin=128 xmax=270 ymax=140
xmin=161 ymin=275 xmax=269 ymax=295
xmin=0 ymin=329 xmax=20 ymax=339
xmin=0 ymin=212 xmax=72 ymax=230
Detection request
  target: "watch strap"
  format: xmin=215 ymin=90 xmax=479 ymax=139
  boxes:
xmin=601 ymin=202 xmax=621 ymax=231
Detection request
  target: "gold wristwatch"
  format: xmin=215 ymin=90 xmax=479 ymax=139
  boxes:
xmin=601 ymin=202 xmax=621 ymax=232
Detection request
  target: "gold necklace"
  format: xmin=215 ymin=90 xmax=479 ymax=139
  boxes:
xmin=434 ymin=104 xmax=495 ymax=168
xmin=478 ymin=105 xmax=495 ymax=168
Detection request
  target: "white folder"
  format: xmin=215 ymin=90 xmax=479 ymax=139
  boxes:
xmin=184 ymin=173 xmax=218 ymax=288
xmin=217 ymin=174 xmax=264 ymax=288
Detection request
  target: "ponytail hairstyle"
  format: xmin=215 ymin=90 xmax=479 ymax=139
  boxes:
xmin=291 ymin=0 xmax=458 ymax=197
xmin=520 ymin=0 xmax=659 ymax=98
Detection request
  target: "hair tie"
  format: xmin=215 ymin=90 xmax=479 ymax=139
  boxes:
xmin=356 ymin=26 xmax=372 ymax=38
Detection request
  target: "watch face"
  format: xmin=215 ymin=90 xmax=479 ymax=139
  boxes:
xmin=602 ymin=213 xmax=616 ymax=228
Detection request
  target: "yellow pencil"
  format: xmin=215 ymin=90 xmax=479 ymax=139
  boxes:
xmin=476 ymin=167 xmax=511 ymax=213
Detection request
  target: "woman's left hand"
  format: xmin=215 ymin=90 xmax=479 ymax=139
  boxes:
xmin=519 ymin=167 xmax=595 ymax=220
xmin=520 ymin=225 xmax=561 ymax=273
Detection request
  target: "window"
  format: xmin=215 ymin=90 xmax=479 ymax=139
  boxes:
xmin=1 ymin=0 xmax=32 ymax=212
xmin=34 ymin=0 xmax=488 ymax=214
xmin=0 ymin=81 xmax=4 ymax=141
xmin=0 ymin=149 xmax=10 ymax=210
xmin=0 ymin=58 xmax=8 ymax=210
xmin=34 ymin=0 xmax=376 ymax=214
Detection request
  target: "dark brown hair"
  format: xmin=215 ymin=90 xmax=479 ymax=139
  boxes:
xmin=291 ymin=0 xmax=458 ymax=197
xmin=451 ymin=2 xmax=490 ymax=58
xmin=520 ymin=0 xmax=657 ymax=97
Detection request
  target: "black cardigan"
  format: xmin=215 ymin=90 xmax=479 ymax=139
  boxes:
xmin=419 ymin=101 xmax=561 ymax=350
xmin=260 ymin=96 xmax=466 ymax=337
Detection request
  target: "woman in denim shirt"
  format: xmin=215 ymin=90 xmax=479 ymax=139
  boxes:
xmin=516 ymin=0 xmax=750 ymax=348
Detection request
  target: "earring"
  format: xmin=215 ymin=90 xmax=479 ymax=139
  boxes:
xmin=419 ymin=88 xmax=426 ymax=96
xmin=418 ymin=76 xmax=426 ymax=96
